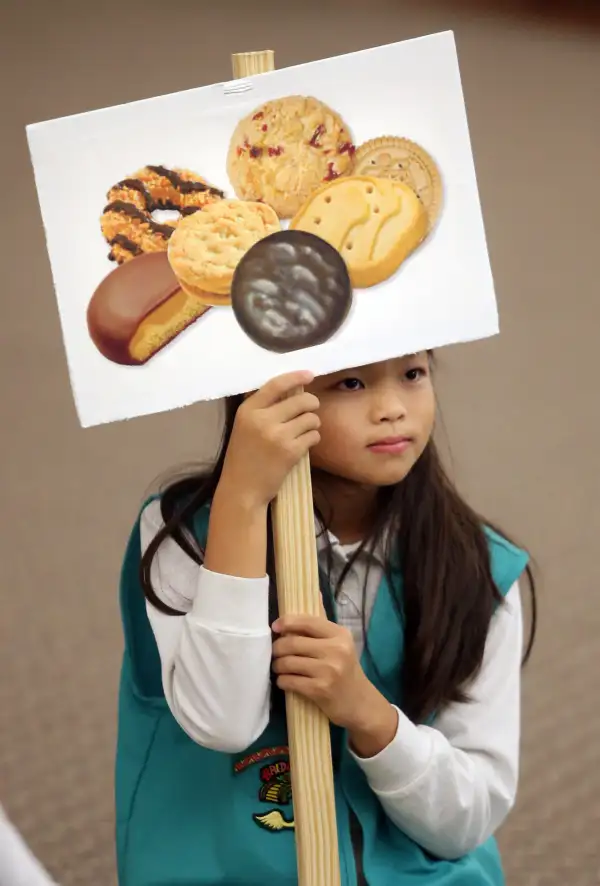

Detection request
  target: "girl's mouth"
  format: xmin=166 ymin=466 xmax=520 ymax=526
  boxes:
xmin=367 ymin=436 xmax=412 ymax=455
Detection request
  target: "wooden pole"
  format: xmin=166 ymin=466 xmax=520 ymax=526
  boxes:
xmin=231 ymin=50 xmax=341 ymax=886
xmin=231 ymin=50 xmax=275 ymax=78
xmin=272 ymin=452 xmax=342 ymax=886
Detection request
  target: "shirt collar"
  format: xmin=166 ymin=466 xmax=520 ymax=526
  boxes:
xmin=314 ymin=515 xmax=391 ymax=567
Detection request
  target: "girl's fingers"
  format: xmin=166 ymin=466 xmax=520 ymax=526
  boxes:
xmin=285 ymin=410 xmax=321 ymax=440
xmin=272 ymin=634 xmax=324 ymax=659
xmin=272 ymin=655 xmax=320 ymax=677
xmin=274 ymin=615 xmax=337 ymax=638
xmin=297 ymin=429 xmax=321 ymax=452
xmin=270 ymin=391 xmax=320 ymax=424
xmin=251 ymin=371 xmax=315 ymax=409
xmin=276 ymin=674 xmax=316 ymax=696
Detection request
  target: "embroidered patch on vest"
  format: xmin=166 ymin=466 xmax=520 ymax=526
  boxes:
xmin=234 ymin=746 xmax=295 ymax=832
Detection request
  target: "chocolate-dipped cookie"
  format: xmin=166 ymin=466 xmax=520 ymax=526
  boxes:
xmin=87 ymin=252 xmax=209 ymax=365
xmin=230 ymin=230 xmax=352 ymax=353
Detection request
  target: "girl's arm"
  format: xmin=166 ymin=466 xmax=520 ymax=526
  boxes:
xmin=142 ymin=371 xmax=320 ymax=753
xmin=349 ymin=583 xmax=523 ymax=859
xmin=0 ymin=805 xmax=59 ymax=886
xmin=141 ymin=497 xmax=273 ymax=753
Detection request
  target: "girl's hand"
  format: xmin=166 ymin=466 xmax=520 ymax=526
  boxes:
xmin=272 ymin=615 xmax=399 ymax=756
xmin=219 ymin=370 xmax=321 ymax=510
xmin=272 ymin=615 xmax=372 ymax=727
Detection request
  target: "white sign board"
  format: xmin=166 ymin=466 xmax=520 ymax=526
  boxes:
xmin=27 ymin=31 xmax=497 ymax=428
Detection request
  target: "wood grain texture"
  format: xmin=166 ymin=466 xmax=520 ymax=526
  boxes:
xmin=231 ymin=50 xmax=275 ymax=78
xmin=272 ymin=452 xmax=341 ymax=886
xmin=230 ymin=51 xmax=341 ymax=886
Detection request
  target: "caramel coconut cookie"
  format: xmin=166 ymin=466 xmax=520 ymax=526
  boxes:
xmin=353 ymin=137 xmax=442 ymax=230
xmin=100 ymin=165 xmax=225 ymax=264
xmin=227 ymin=95 xmax=355 ymax=219
xmin=167 ymin=199 xmax=280 ymax=305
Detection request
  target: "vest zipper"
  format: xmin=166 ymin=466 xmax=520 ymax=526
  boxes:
xmin=349 ymin=808 xmax=367 ymax=886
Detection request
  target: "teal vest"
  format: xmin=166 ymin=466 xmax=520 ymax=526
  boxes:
xmin=115 ymin=499 xmax=529 ymax=886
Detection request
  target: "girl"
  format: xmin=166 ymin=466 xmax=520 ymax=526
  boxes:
xmin=116 ymin=354 xmax=536 ymax=886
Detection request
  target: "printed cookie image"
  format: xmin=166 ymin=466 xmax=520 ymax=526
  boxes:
xmin=231 ymin=230 xmax=352 ymax=354
xmin=290 ymin=175 xmax=428 ymax=288
xmin=100 ymin=165 xmax=225 ymax=264
xmin=167 ymin=199 xmax=281 ymax=306
xmin=87 ymin=252 xmax=210 ymax=365
xmin=353 ymin=137 xmax=442 ymax=229
xmin=227 ymin=95 xmax=355 ymax=219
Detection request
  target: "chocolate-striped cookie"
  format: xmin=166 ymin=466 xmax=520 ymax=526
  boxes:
xmin=100 ymin=166 xmax=225 ymax=264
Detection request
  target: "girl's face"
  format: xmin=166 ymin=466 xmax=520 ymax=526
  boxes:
xmin=306 ymin=353 xmax=435 ymax=488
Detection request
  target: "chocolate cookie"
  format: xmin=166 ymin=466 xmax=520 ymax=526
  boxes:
xmin=230 ymin=230 xmax=352 ymax=353
xmin=87 ymin=252 xmax=209 ymax=365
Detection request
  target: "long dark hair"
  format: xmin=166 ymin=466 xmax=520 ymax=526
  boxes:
xmin=140 ymin=394 xmax=537 ymax=724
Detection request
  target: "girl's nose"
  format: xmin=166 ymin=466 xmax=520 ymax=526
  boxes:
xmin=371 ymin=388 xmax=407 ymax=423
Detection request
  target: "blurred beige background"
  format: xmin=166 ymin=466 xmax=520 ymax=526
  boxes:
xmin=0 ymin=0 xmax=598 ymax=884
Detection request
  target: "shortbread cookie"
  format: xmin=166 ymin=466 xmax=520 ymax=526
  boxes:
xmin=290 ymin=176 xmax=427 ymax=288
xmin=227 ymin=95 xmax=355 ymax=219
xmin=364 ymin=181 xmax=428 ymax=286
xmin=167 ymin=199 xmax=281 ymax=304
xmin=353 ymin=137 xmax=442 ymax=229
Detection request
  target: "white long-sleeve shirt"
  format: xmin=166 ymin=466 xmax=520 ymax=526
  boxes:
xmin=0 ymin=806 xmax=59 ymax=886
xmin=140 ymin=499 xmax=524 ymax=861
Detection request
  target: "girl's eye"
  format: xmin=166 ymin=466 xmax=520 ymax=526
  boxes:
xmin=337 ymin=377 xmax=364 ymax=391
xmin=405 ymin=367 xmax=427 ymax=382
